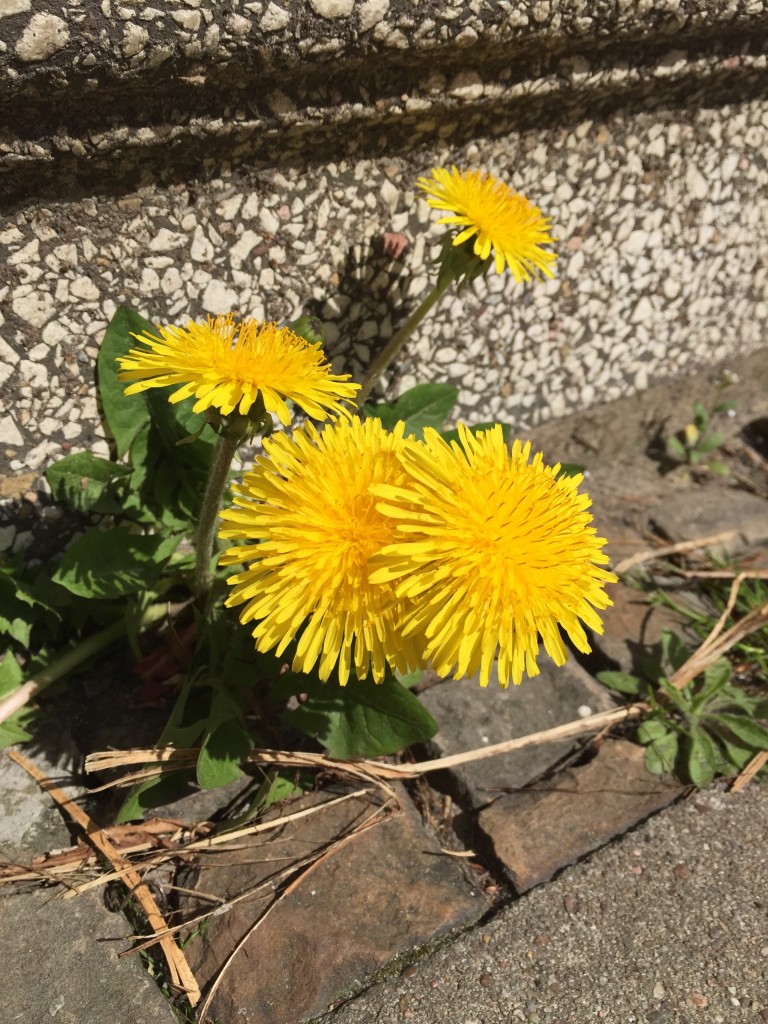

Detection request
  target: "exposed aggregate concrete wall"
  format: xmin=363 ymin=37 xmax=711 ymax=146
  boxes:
xmin=1 ymin=1 xmax=767 ymax=552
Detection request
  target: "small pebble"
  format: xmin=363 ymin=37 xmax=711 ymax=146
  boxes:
xmin=479 ymin=972 xmax=492 ymax=987
xmin=563 ymin=895 xmax=578 ymax=913
xmin=653 ymin=982 xmax=666 ymax=999
xmin=481 ymin=934 xmax=491 ymax=944
xmin=402 ymin=966 xmax=417 ymax=979
xmin=382 ymin=232 xmax=408 ymax=259
xmin=646 ymin=1009 xmax=670 ymax=1024
xmin=533 ymin=933 xmax=550 ymax=946
xmin=690 ymin=992 xmax=708 ymax=1008
xmin=674 ymin=863 xmax=691 ymax=880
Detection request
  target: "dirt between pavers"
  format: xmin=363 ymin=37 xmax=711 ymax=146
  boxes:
xmin=526 ymin=347 xmax=768 ymax=493
xmin=2 ymin=352 xmax=768 ymax=1023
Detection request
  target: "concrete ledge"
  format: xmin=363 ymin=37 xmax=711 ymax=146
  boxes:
xmin=1 ymin=1 xmax=767 ymax=203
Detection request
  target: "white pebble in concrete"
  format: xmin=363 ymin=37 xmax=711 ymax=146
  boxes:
xmin=310 ymin=0 xmax=355 ymax=18
xmin=202 ymin=279 xmax=239 ymax=312
xmin=259 ymin=2 xmax=291 ymax=32
xmin=0 ymin=0 xmax=31 ymax=17
xmin=359 ymin=0 xmax=389 ymax=31
xmin=15 ymin=12 xmax=69 ymax=61
xmin=12 ymin=290 xmax=55 ymax=327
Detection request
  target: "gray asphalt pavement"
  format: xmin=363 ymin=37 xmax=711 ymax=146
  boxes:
xmin=317 ymin=783 xmax=768 ymax=1024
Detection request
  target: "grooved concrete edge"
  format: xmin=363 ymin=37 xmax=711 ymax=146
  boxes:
xmin=2 ymin=0 xmax=764 ymax=86
xmin=2 ymin=0 xmax=766 ymax=203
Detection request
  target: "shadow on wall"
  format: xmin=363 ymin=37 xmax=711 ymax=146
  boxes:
xmin=304 ymin=236 xmax=414 ymax=397
xmin=0 ymin=491 xmax=85 ymax=564
xmin=2 ymin=16 xmax=767 ymax=208
xmin=0 ymin=235 xmax=412 ymax=559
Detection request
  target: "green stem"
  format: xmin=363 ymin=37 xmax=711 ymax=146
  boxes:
xmin=356 ymin=278 xmax=453 ymax=407
xmin=194 ymin=434 xmax=239 ymax=598
xmin=0 ymin=603 xmax=168 ymax=727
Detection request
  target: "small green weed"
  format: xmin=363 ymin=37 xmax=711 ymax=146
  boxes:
xmin=666 ymin=395 xmax=737 ymax=474
xmin=650 ymin=576 xmax=768 ymax=682
xmin=598 ymin=630 xmax=768 ymax=786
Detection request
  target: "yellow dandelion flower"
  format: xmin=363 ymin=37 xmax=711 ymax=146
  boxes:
xmin=117 ymin=314 xmax=359 ymax=424
xmin=370 ymin=424 xmax=617 ymax=688
xmin=219 ymin=417 xmax=425 ymax=685
xmin=417 ymin=165 xmax=557 ymax=280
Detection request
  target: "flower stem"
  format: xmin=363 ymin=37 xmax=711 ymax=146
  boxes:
xmin=356 ymin=277 xmax=452 ymax=407
xmin=195 ymin=434 xmax=239 ymax=598
xmin=0 ymin=603 xmax=168 ymax=727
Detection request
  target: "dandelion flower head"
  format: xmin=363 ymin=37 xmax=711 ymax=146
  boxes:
xmin=117 ymin=314 xmax=359 ymax=424
xmin=370 ymin=424 xmax=616 ymax=687
xmin=219 ymin=417 xmax=425 ymax=685
xmin=417 ymin=165 xmax=557 ymax=281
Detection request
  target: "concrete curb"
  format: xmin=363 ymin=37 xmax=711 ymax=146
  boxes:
xmin=1 ymin=1 xmax=767 ymax=203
